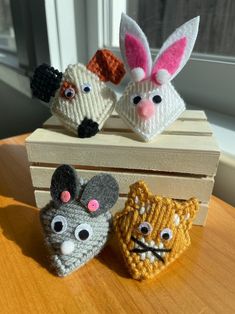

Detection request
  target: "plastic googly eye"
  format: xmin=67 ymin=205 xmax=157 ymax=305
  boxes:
xmin=51 ymin=215 xmax=67 ymax=234
xmin=60 ymin=81 xmax=77 ymax=99
xmin=131 ymin=94 xmax=142 ymax=105
xmin=64 ymin=87 xmax=76 ymax=99
xmin=81 ymin=83 xmax=92 ymax=93
xmin=160 ymin=228 xmax=173 ymax=240
xmin=75 ymin=223 xmax=93 ymax=241
xmin=138 ymin=221 xmax=152 ymax=235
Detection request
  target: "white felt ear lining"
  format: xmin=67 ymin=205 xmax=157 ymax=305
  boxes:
xmin=152 ymin=16 xmax=200 ymax=82
xmin=131 ymin=67 xmax=146 ymax=82
xmin=120 ymin=13 xmax=152 ymax=79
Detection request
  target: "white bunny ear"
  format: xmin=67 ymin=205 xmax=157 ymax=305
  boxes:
xmin=119 ymin=13 xmax=152 ymax=82
xmin=151 ymin=16 xmax=200 ymax=85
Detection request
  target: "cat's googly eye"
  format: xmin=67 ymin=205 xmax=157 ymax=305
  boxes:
xmin=51 ymin=215 xmax=67 ymax=234
xmin=152 ymin=94 xmax=162 ymax=104
xmin=64 ymin=87 xmax=76 ymax=99
xmin=81 ymin=83 xmax=92 ymax=93
xmin=75 ymin=223 xmax=93 ymax=241
xmin=160 ymin=228 xmax=173 ymax=241
xmin=131 ymin=94 xmax=142 ymax=105
xmin=138 ymin=222 xmax=152 ymax=235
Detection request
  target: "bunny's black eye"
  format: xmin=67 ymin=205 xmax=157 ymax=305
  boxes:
xmin=51 ymin=215 xmax=67 ymax=234
xmin=81 ymin=83 xmax=92 ymax=93
xmin=152 ymin=95 xmax=162 ymax=104
xmin=75 ymin=223 xmax=93 ymax=241
xmin=160 ymin=228 xmax=173 ymax=240
xmin=131 ymin=94 xmax=142 ymax=105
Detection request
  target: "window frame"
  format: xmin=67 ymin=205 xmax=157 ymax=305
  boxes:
xmin=88 ymin=0 xmax=235 ymax=117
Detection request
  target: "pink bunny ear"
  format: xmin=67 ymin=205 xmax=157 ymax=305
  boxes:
xmin=120 ymin=13 xmax=152 ymax=82
xmin=152 ymin=16 xmax=200 ymax=85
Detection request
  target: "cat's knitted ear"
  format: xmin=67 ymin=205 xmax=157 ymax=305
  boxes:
xmin=31 ymin=63 xmax=63 ymax=103
xmin=174 ymin=198 xmax=199 ymax=231
xmin=50 ymin=165 xmax=81 ymax=208
xmin=80 ymin=174 xmax=119 ymax=217
xmin=87 ymin=49 xmax=125 ymax=84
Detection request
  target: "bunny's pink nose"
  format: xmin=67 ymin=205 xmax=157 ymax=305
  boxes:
xmin=137 ymin=100 xmax=155 ymax=119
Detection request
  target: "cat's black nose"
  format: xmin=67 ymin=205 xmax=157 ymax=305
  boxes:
xmin=77 ymin=117 xmax=99 ymax=138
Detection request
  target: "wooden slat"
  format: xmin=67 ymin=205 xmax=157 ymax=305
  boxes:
xmin=26 ymin=128 xmax=220 ymax=176
xmin=30 ymin=166 xmax=214 ymax=202
xmin=43 ymin=111 xmax=211 ymax=135
xmin=34 ymin=190 xmax=208 ymax=226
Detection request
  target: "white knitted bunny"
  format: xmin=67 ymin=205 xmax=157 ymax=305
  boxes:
xmin=116 ymin=14 xmax=200 ymax=141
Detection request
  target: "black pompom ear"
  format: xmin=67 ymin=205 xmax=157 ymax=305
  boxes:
xmin=30 ymin=63 xmax=63 ymax=103
xmin=50 ymin=165 xmax=81 ymax=208
xmin=80 ymin=174 xmax=119 ymax=217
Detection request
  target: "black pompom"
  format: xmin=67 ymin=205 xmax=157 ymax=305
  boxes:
xmin=30 ymin=63 xmax=62 ymax=103
xmin=77 ymin=117 xmax=99 ymax=138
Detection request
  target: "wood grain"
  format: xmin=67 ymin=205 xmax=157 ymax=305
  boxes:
xmin=44 ymin=113 xmax=212 ymax=136
xmin=0 ymin=134 xmax=235 ymax=313
xmin=26 ymin=128 xmax=219 ymax=176
xmin=30 ymin=166 xmax=214 ymax=202
xmin=33 ymin=190 xmax=209 ymax=226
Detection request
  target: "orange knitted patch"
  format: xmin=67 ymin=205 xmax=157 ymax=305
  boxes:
xmin=113 ymin=181 xmax=199 ymax=280
xmin=87 ymin=49 xmax=125 ymax=84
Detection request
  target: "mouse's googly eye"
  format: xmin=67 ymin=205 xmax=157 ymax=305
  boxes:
xmin=51 ymin=215 xmax=67 ymax=234
xmin=81 ymin=83 xmax=92 ymax=93
xmin=131 ymin=94 xmax=142 ymax=105
xmin=138 ymin=222 xmax=152 ymax=235
xmin=160 ymin=228 xmax=173 ymax=241
xmin=75 ymin=223 xmax=93 ymax=241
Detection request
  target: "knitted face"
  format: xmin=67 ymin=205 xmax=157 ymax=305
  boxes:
xmin=113 ymin=181 xmax=198 ymax=280
xmin=51 ymin=64 xmax=117 ymax=137
xmin=117 ymin=14 xmax=199 ymax=141
xmin=117 ymin=80 xmax=184 ymax=141
xmin=40 ymin=165 xmax=119 ymax=276
xmin=30 ymin=49 xmax=125 ymax=138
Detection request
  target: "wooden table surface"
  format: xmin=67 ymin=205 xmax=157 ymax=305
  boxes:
xmin=0 ymin=134 xmax=235 ymax=314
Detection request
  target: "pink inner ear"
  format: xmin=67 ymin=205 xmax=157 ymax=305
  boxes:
xmin=152 ymin=37 xmax=187 ymax=84
xmin=125 ymin=33 xmax=148 ymax=75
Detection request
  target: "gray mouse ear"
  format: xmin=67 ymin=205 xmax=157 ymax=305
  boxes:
xmin=80 ymin=174 xmax=119 ymax=216
xmin=50 ymin=164 xmax=81 ymax=208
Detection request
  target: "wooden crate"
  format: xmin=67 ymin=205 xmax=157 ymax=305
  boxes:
xmin=25 ymin=110 xmax=220 ymax=226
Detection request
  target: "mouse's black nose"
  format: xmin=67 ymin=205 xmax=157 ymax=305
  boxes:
xmin=77 ymin=117 xmax=99 ymax=138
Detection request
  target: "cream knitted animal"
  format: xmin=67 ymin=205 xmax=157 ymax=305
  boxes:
xmin=31 ymin=49 xmax=125 ymax=138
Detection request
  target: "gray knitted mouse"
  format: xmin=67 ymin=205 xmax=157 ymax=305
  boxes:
xmin=40 ymin=164 xmax=119 ymax=277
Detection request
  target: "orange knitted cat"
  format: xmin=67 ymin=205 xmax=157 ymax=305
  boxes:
xmin=113 ymin=181 xmax=199 ymax=280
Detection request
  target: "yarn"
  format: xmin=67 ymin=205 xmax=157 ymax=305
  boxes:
xmin=113 ymin=181 xmax=199 ymax=280
xmin=40 ymin=165 xmax=119 ymax=277
xmin=117 ymin=14 xmax=200 ymax=142
xmin=31 ymin=49 xmax=125 ymax=138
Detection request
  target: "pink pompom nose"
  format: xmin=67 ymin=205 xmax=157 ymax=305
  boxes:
xmin=60 ymin=190 xmax=71 ymax=203
xmin=87 ymin=199 xmax=100 ymax=212
xmin=137 ymin=100 xmax=155 ymax=120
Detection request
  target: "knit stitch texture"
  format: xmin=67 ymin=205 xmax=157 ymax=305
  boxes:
xmin=40 ymin=165 xmax=119 ymax=277
xmin=113 ymin=181 xmax=199 ymax=280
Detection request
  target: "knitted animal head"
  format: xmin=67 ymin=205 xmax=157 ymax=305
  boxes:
xmin=116 ymin=14 xmax=199 ymax=141
xmin=113 ymin=181 xmax=198 ymax=280
xmin=31 ymin=49 xmax=125 ymax=138
xmin=40 ymin=164 xmax=119 ymax=276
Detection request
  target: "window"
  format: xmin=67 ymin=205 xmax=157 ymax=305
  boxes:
xmin=95 ymin=0 xmax=235 ymax=117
